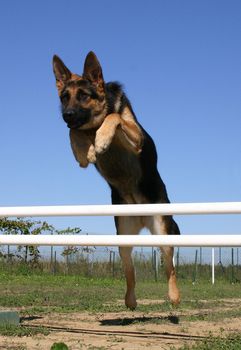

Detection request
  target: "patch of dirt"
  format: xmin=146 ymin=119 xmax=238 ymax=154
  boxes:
xmin=1 ymin=299 xmax=241 ymax=350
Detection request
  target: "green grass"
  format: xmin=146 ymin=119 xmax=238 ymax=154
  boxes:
xmin=181 ymin=307 xmax=241 ymax=323
xmin=0 ymin=323 xmax=49 ymax=337
xmin=0 ymin=269 xmax=241 ymax=327
xmin=171 ymin=333 xmax=241 ymax=350
xmin=0 ymin=271 xmax=241 ymax=349
xmin=0 ymin=272 xmax=241 ymax=315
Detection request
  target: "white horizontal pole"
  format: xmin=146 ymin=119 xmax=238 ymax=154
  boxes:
xmin=1 ymin=235 xmax=241 ymax=247
xmin=0 ymin=202 xmax=241 ymax=218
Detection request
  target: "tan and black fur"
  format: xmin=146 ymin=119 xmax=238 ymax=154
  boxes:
xmin=53 ymin=52 xmax=180 ymax=308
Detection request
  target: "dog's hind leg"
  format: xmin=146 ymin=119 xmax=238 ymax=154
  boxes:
xmin=146 ymin=215 xmax=180 ymax=305
xmin=119 ymin=246 xmax=136 ymax=310
xmin=116 ymin=216 xmax=142 ymax=310
xmin=160 ymin=245 xmax=180 ymax=305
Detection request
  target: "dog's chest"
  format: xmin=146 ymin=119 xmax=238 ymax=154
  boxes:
xmin=95 ymin=143 xmax=142 ymax=193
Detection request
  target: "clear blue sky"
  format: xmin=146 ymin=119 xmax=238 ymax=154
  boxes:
xmin=0 ymin=1 xmax=241 ymax=236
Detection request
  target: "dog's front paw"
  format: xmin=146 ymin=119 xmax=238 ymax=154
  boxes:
xmin=87 ymin=144 xmax=96 ymax=163
xmin=78 ymin=159 xmax=89 ymax=168
xmin=94 ymin=113 xmax=121 ymax=154
xmin=95 ymin=130 xmax=113 ymax=155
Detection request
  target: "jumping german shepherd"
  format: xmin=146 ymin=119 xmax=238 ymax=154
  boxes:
xmin=53 ymin=52 xmax=180 ymax=308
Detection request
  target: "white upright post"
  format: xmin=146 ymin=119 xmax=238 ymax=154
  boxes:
xmin=212 ymin=248 xmax=215 ymax=285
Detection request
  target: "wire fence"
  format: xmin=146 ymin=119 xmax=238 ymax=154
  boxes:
xmin=1 ymin=245 xmax=241 ymax=284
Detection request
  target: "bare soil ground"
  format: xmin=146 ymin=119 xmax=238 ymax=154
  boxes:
xmin=1 ymin=298 xmax=241 ymax=350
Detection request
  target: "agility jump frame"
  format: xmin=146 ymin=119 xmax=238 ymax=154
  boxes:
xmin=0 ymin=202 xmax=241 ymax=247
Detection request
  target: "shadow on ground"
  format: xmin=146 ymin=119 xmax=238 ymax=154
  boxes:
xmin=100 ymin=315 xmax=179 ymax=326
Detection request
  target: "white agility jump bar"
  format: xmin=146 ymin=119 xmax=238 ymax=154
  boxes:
xmin=1 ymin=202 xmax=241 ymax=248
xmin=0 ymin=234 xmax=241 ymax=247
xmin=0 ymin=202 xmax=241 ymax=218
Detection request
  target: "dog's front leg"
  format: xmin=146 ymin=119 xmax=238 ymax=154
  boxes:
xmin=69 ymin=129 xmax=96 ymax=168
xmin=95 ymin=113 xmax=121 ymax=155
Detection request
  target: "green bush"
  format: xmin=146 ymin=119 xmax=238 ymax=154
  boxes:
xmin=50 ymin=342 xmax=69 ymax=350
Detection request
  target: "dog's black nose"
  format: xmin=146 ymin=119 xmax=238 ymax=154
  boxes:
xmin=63 ymin=109 xmax=76 ymax=124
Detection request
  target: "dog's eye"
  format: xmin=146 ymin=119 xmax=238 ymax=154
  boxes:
xmin=60 ymin=92 xmax=70 ymax=104
xmin=77 ymin=91 xmax=90 ymax=102
xmin=81 ymin=94 xmax=90 ymax=101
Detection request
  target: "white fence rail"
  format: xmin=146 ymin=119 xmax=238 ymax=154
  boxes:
xmin=0 ymin=234 xmax=241 ymax=247
xmin=0 ymin=202 xmax=241 ymax=247
xmin=0 ymin=202 xmax=241 ymax=217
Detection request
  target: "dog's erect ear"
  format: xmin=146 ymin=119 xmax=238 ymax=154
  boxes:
xmin=53 ymin=55 xmax=71 ymax=92
xmin=83 ymin=51 xmax=104 ymax=88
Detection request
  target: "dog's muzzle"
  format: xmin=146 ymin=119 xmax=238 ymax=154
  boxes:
xmin=63 ymin=108 xmax=91 ymax=129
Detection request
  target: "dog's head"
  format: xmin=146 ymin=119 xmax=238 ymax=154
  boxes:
xmin=53 ymin=52 xmax=107 ymax=130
